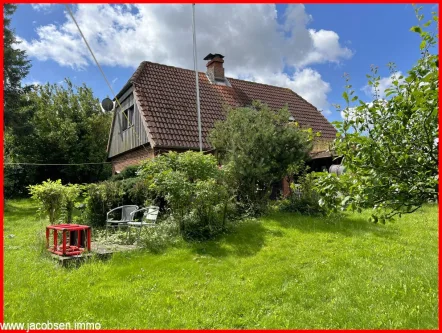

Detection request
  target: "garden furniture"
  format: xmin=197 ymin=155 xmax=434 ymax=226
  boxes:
xmin=127 ymin=206 xmax=160 ymax=242
xmin=106 ymin=205 xmax=138 ymax=238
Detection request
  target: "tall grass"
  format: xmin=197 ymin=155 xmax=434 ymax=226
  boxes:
xmin=4 ymin=199 xmax=438 ymax=329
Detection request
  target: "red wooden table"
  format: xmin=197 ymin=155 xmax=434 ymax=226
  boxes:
xmin=46 ymin=224 xmax=91 ymax=256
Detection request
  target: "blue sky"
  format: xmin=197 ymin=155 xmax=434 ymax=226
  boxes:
xmin=12 ymin=4 xmax=438 ymax=124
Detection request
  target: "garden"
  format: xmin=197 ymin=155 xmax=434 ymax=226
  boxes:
xmin=4 ymin=199 xmax=438 ymax=328
xmin=3 ymin=5 xmax=439 ymax=330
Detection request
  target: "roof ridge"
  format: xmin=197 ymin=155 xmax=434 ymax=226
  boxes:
xmin=133 ymin=60 xmax=205 ymax=78
xmin=131 ymin=60 xmax=313 ymax=95
xmin=227 ymin=77 xmax=292 ymax=90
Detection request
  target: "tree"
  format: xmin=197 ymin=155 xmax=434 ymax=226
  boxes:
xmin=209 ymin=101 xmax=313 ymax=214
xmin=316 ymin=8 xmax=438 ymax=222
xmin=6 ymin=80 xmax=113 ymax=196
xmin=3 ymin=4 xmax=31 ymax=128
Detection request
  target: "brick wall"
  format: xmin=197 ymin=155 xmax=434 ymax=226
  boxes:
xmin=206 ymin=57 xmax=225 ymax=82
xmin=111 ymin=146 xmax=154 ymax=173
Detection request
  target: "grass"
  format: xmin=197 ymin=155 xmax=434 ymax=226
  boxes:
xmin=4 ymin=199 xmax=438 ymax=329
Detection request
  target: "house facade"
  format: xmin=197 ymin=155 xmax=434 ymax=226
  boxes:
xmin=107 ymin=54 xmax=338 ymax=178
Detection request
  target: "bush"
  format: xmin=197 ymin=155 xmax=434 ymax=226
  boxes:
xmin=209 ymin=101 xmax=313 ymax=216
xmin=80 ymin=176 xmax=151 ymax=227
xmin=62 ymin=183 xmax=82 ymax=224
xmin=28 ymin=179 xmax=82 ymax=224
xmin=82 ymin=181 xmax=124 ymax=227
xmin=139 ymin=151 xmax=232 ymax=240
xmin=109 ymin=165 xmax=140 ymax=181
xmin=118 ymin=177 xmax=140 ymax=204
xmin=115 ymin=177 xmax=151 ymax=207
xmin=182 ymin=179 xmax=230 ymax=240
xmin=28 ymin=179 xmax=66 ymax=224
xmin=279 ymin=170 xmax=325 ymax=216
xmin=312 ymin=171 xmax=357 ymax=216
xmin=127 ymin=178 xmax=151 ymax=206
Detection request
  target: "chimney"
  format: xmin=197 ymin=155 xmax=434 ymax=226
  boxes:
xmin=204 ymin=53 xmax=225 ymax=83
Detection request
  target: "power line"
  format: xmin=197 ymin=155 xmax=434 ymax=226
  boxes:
xmin=5 ymin=162 xmax=111 ymax=166
xmin=64 ymin=4 xmax=150 ymax=154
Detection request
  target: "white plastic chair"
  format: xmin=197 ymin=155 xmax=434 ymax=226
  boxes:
xmin=127 ymin=206 xmax=160 ymax=241
xmin=106 ymin=205 xmax=138 ymax=238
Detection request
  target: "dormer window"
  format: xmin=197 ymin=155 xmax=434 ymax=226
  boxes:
xmin=122 ymin=106 xmax=134 ymax=131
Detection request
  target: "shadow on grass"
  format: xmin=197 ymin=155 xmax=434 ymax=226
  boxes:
xmin=268 ymin=212 xmax=399 ymax=239
xmin=190 ymin=220 xmax=267 ymax=258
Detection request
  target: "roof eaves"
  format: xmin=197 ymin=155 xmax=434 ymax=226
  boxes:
xmin=114 ymin=61 xmax=148 ymax=101
xmin=132 ymin=83 xmax=157 ymax=149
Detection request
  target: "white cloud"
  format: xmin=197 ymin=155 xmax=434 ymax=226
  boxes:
xmin=340 ymin=100 xmax=387 ymax=121
xmin=20 ymin=4 xmax=352 ymax=111
xmin=301 ymin=29 xmax=353 ymax=67
xmin=362 ymin=71 xmax=403 ymax=99
xmin=22 ymin=79 xmax=41 ymax=87
xmin=251 ymin=68 xmax=332 ymax=114
xmin=31 ymin=4 xmax=54 ymax=13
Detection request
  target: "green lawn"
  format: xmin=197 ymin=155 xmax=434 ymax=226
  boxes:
xmin=4 ymin=199 xmax=438 ymax=329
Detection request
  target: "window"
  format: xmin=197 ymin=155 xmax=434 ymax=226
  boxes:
xmin=121 ymin=106 xmax=134 ymax=131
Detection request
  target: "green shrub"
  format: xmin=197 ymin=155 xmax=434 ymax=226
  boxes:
xmin=62 ymin=183 xmax=82 ymax=224
xmin=81 ymin=176 xmax=151 ymax=228
xmin=280 ymin=171 xmax=325 ymax=216
xmin=312 ymin=171 xmax=356 ymax=215
xmin=209 ymin=101 xmax=313 ymax=216
xmin=28 ymin=179 xmax=83 ymax=224
xmin=28 ymin=179 xmax=66 ymax=224
xmin=139 ymin=151 xmax=232 ymax=240
xmin=83 ymin=181 xmax=124 ymax=227
xmin=119 ymin=177 xmax=139 ymax=203
xmin=110 ymin=165 xmax=140 ymax=181
xmin=128 ymin=178 xmax=150 ymax=206
xmin=182 ymin=179 xmax=230 ymax=240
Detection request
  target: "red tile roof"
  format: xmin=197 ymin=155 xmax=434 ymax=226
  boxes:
xmin=129 ymin=61 xmax=337 ymax=150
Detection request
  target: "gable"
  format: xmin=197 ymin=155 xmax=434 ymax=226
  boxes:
xmin=107 ymin=86 xmax=151 ymax=158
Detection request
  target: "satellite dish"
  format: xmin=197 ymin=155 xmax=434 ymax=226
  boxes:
xmin=101 ymin=97 xmax=114 ymax=112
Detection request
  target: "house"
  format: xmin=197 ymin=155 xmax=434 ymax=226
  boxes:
xmin=107 ymin=53 xmax=338 ymax=179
